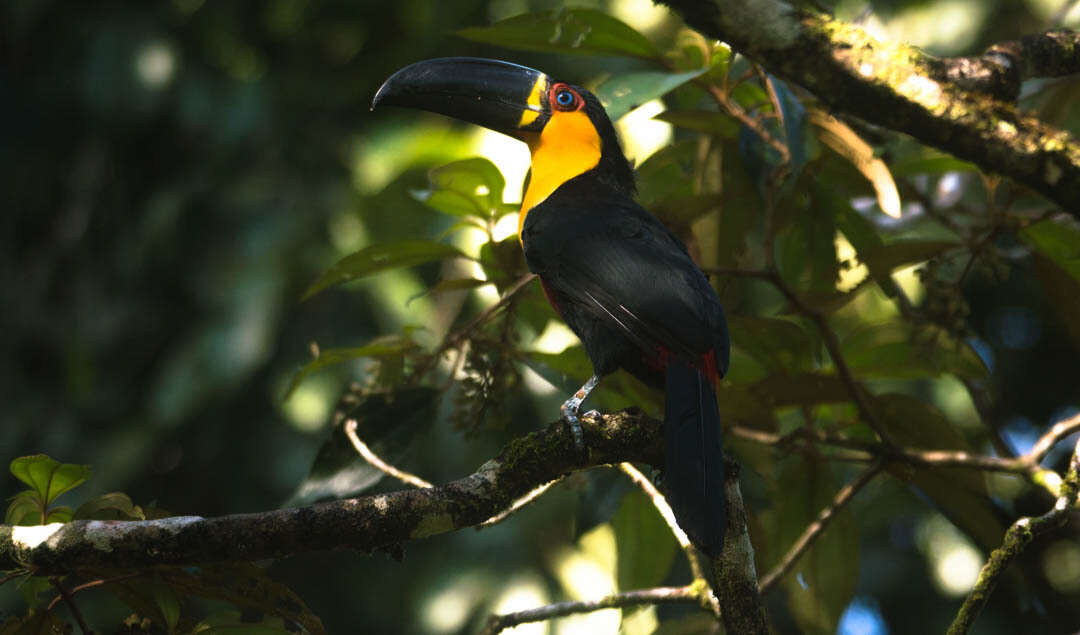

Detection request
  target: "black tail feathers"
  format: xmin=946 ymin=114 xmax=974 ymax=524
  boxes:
xmin=663 ymin=358 xmax=726 ymax=556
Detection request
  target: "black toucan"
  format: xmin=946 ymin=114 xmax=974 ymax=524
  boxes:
xmin=373 ymin=57 xmax=730 ymax=556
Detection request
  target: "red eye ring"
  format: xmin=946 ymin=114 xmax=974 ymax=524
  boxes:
xmin=549 ymin=83 xmax=582 ymax=111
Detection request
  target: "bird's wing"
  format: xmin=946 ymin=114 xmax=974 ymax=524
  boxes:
xmin=523 ymin=188 xmax=728 ymax=374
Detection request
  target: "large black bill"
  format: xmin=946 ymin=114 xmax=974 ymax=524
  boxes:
xmin=372 ymin=57 xmax=550 ymax=136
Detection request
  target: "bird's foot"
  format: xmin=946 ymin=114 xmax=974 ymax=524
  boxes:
xmin=560 ymin=403 xmax=585 ymax=449
xmin=582 ymin=409 xmax=601 ymax=423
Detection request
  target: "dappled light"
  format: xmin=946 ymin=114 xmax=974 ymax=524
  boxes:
xmin=5 ymin=0 xmax=1080 ymax=633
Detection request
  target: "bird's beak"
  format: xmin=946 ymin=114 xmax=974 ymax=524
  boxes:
xmin=372 ymin=57 xmax=551 ymax=138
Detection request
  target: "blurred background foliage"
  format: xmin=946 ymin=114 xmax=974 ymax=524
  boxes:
xmin=4 ymin=0 xmax=1080 ymax=633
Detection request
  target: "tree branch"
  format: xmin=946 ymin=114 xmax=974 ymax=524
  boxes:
xmin=480 ymin=585 xmax=702 ymax=635
xmin=656 ymin=0 xmax=1080 ymax=211
xmin=947 ymin=433 xmax=1080 ymax=635
xmin=0 ymin=410 xmax=662 ymax=575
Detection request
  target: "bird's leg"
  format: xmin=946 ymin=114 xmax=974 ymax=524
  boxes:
xmin=561 ymin=375 xmax=600 ymax=448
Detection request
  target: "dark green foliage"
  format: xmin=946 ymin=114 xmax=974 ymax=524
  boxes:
xmin=6 ymin=1 xmax=1080 ymax=633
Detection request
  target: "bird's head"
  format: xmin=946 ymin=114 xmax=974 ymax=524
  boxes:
xmin=372 ymin=57 xmax=635 ymax=202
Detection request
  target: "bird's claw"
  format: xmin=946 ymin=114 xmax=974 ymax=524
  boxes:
xmin=582 ymin=409 xmax=601 ymax=423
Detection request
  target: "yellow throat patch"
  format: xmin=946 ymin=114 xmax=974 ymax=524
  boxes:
xmin=518 ymin=110 xmax=602 ymax=238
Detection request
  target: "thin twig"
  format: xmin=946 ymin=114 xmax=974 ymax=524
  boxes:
xmin=480 ymin=586 xmax=701 ymax=635
xmin=48 ymin=576 xmax=90 ymax=634
xmin=47 ymin=572 xmax=144 ymax=611
xmin=766 ymin=270 xmax=896 ymax=446
xmin=1024 ymin=412 xmax=1080 ymax=466
xmin=479 ymin=479 xmax=558 ymax=527
xmin=947 ymin=434 xmax=1080 ymax=635
xmin=758 ymin=460 xmax=885 ymax=593
xmin=618 ymin=463 xmax=713 ymax=605
xmin=411 ymin=273 xmax=537 ymax=382
xmin=343 ymin=419 xmax=433 ymax=489
xmin=0 ymin=569 xmax=29 ymax=587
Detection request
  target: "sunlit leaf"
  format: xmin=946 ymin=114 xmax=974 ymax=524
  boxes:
xmin=9 ymin=454 xmax=92 ymax=509
xmin=809 ymin=109 xmax=900 ymax=218
xmin=860 ymin=240 xmax=959 ymax=276
xmin=596 ymin=69 xmax=704 ymax=122
xmin=284 ymin=336 xmax=418 ymax=400
xmin=612 ymin=489 xmax=678 ymax=591
xmin=889 ymin=152 xmax=977 ymax=178
xmin=301 ymin=240 xmax=466 ymax=301
xmin=414 ymin=158 xmax=509 ymax=219
xmin=457 ymin=9 xmax=660 ymax=60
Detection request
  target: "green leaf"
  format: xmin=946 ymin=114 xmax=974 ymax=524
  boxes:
xmin=151 ymin=577 xmax=182 ymax=632
xmin=749 ymin=372 xmax=853 ymax=409
xmin=9 ymin=454 xmax=91 ymax=509
xmin=406 ymin=277 xmax=492 ymax=306
xmin=284 ymin=387 xmax=440 ymax=507
xmin=860 ymin=240 xmax=959 ymax=276
xmin=457 ymin=8 xmax=660 ymax=60
xmin=775 ymin=456 xmax=859 ymax=634
xmin=414 ymin=158 xmax=508 ymax=219
xmin=43 ymin=506 xmax=73 ymax=524
xmin=0 ymin=609 xmax=67 ymax=634
xmin=15 ymin=575 xmax=53 ymax=611
xmin=874 ymin=394 xmax=1003 ymax=550
xmin=729 ymin=316 xmax=815 ymax=373
xmin=776 ymin=198 xmax=838 ymax=295
xmin=611 ymin=489 xmax=678 ymax=591
xmin=889 ymin=152 xmax=977 ymax=178
xmin=595 ymin=69 xmax=704 ymax=122
xmin=842 ymin=322 xmax=987 ymax=379
xmin=1030 ymin=253 xmax=1080 ymax=350
xmin=651 ymin=194 xmax=724 ymax=228
xmin=653 ymin=109 xmax=740 ymax=138
xmin=163 ymin=563 xmax=326 ymax=635
xmin=74 ymin=491 xmax=145 ymax=521
xmin=635 ymin=140 xmax=697 ymax=207
xmin=1020 ymin=217 xmax=1080 ymax=281
xmin=284 ymin=336 xmax=418 ymax=399
xmin=301 ymin=240 xmax=465 ymax=301
xmin=194 ymin=612 xmax=294 ymax=633
xmin=5 ymin=491 xmax=42 ymax=526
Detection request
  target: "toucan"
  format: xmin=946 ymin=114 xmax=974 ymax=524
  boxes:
xmin=373 ymin=57 xmax=730 ymax=556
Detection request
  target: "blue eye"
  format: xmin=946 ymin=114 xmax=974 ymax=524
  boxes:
xmin=555 ymin=90 xmax=575 ymax=107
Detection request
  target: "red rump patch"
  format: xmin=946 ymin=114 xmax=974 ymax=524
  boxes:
xmin=643 ymin=346 xmax=721 ymax=384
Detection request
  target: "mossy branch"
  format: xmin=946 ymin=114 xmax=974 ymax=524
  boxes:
xmin=657 ymin=0 xmax=1080 ymax=211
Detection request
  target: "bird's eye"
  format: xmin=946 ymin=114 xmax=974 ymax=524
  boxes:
xmin=555 ymin=90 xmax=575 ymax=107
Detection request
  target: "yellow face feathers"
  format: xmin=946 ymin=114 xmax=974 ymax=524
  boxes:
xmin=518 ymin=109 xmax=602 ymax=237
